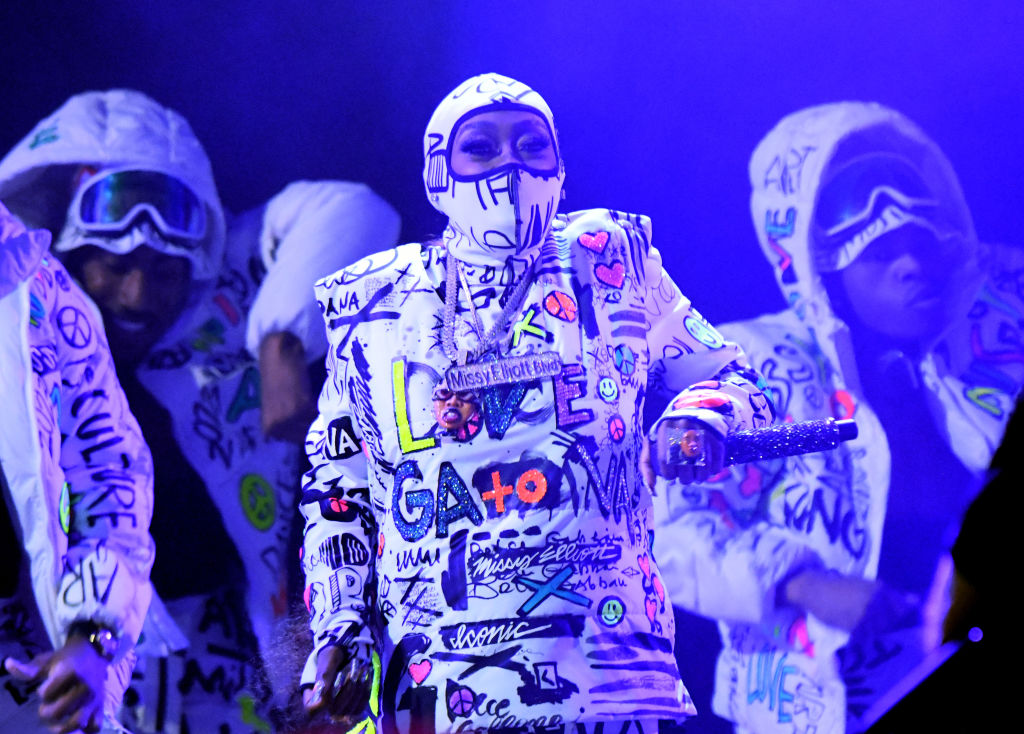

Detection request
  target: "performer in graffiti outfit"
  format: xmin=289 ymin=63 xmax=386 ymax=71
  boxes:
xmin=654 ymin=103 xmax=1024 ymax=732
xmin=299 ymin=73 xmax=775 ymax=732
xmin=1 ymin=202 xmax=154 ymax=733
xmin=0 ymin=89 xmax=400 ymax=732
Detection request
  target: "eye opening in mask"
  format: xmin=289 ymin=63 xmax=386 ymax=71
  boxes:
xmin=70 ymin=167 xmax=207 ymax=245
xmin=446 ymin=103 xmax=559 ymax=181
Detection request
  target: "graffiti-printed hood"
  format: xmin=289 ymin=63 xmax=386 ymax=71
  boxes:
xmin=748 ymin=102 xmax=980 ymax=353
xmin=0 ymin=89 xmax=226 ymax=279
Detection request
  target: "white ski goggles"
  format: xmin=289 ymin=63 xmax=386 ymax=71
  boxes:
xmin=70 ymin=167 xmax=207 ymax=244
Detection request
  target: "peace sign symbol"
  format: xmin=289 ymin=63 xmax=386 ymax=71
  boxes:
xmin=240 ymin=473 xmax=277 ymax=531
xmin=543 ymin=291 xmax=578 ymax=322
xmin=57 ymin=306 xmax=92 ymax=348
xmin=613 ymin=344 xmax=636 ymax=376
xmin=607 ymin=414 xmax=626 ymax=442
xmin=448 ymin=684 xmax=476 ymax=716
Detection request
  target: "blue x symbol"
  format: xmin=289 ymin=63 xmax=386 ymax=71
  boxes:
xmin=516 ymin=567 xmax=593 ymax=616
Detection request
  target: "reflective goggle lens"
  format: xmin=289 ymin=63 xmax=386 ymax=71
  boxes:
xmin=814 ymin=155 xmax=936 ymax=237
xmin=77 ymin=170 xmax=206 ymax=240
xmin=810 ymin=155 xmax=961 ymax=271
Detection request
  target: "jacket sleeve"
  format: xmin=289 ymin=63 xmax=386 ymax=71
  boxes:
xmin=245 ymin=181 xmax=401 ymax=361
xmin=642 ymin=226 xmax=775 ymax=438
xmin=49 ymin=258 xmax=155 ymax=658
xmin=299 ymin=280 xmax=377 ymax=677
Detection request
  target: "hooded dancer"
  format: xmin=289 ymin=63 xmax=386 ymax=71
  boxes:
xmin=298 ymin=73 xmax=775 ymax=733
xmin=1 ymin=202 xmax=154 ymax=733
xmin=654 ymin=103 xmax=1024 ymax=732
xmin=0 ymin=89 xmax=400 ymax=732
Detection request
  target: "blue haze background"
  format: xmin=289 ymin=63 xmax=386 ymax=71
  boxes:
xmin=2 ymin=2 xmax=1020 ymax=730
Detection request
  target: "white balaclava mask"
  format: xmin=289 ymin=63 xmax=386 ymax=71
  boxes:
xmin=423 ymin=73 xmax=565 ymax=265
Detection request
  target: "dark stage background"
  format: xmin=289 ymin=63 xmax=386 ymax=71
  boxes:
xmin=2 ymin=2 xmax=1020 ymax=730
xmin=4 ymin=1 xmax=1022 ymax=325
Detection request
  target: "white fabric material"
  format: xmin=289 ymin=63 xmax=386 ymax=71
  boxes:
xmin=124 ymin=182 xmax=398 ymax=665
xmin=300 ymin=193 xmax=777 ymax=729
xmin=291 ymin=78 xmax=766 ymax=729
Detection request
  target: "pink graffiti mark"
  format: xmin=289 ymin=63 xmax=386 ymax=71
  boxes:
xmin=787 ymin=616 xmax=815 ymax=658
xmin=831 ymin=390 xmax=856 ymax=420
xmin=970 ymin=323 xmax=1024 ymax=363
xmin=408 ymin=659 xmax=432 ymax=684
xmin=638 ymin=554 xmax=651 ymax=579
xmin=767 ymin=237 xmax=795 ymax=284
xmin=214 ymin=293 xmax=241 ymax=326
xmin=739 ymin=464 xmax=763 ymax=498
xmin=652 ymin=574 xmax=665 ymax=603
xmin=709 ymin=490 xmax=737 ymax=530
xmin=708 ymin=468 xmax=731 ymax=483
xmin=645 ymin=597 xmax=658 ymax=623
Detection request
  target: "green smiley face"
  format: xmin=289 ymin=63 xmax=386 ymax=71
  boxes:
xmin=599 ymin=596 xmax=625 ymax=626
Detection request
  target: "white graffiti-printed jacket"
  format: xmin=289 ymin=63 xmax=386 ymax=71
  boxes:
xmin=0 ymin=202 xmax=154 ymax=717
xmin=0 ymin=90 xmax=402 ymax=660
xmin=654 ymin=103 xmax=1024 ymax=733
xmin=300 ymin=208 xmax=775 ymax=732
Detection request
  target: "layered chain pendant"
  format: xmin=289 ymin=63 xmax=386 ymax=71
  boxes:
xmin=440 ymin=250 xmax=562 ymax=390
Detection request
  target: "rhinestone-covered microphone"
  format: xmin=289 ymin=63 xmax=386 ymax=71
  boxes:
xmin=724 ymin=418 xmax=858 ymax=466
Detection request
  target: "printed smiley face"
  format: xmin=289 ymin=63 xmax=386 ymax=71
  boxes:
xmin=599 ymin=596 xmax=625 ymax=627
xmin=598 ymin=377 xmax=619 ymax=403
xmin=683 ymin=313 xmax=725 ymax=348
